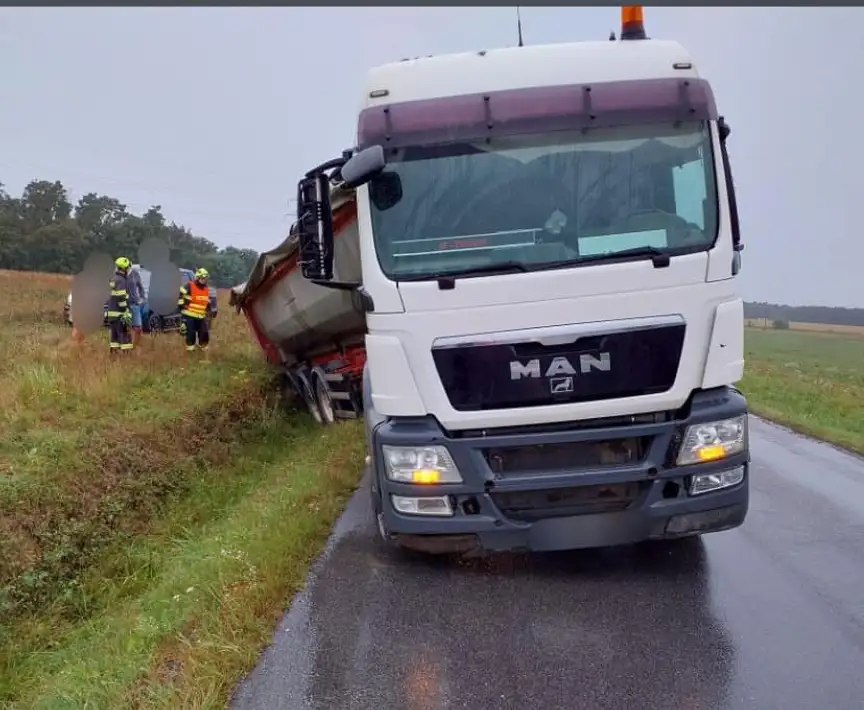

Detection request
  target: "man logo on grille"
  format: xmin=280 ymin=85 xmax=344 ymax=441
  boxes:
xmin=550 ymin=376 xmax=574 ymax=394
xmin=510 ymin=353 xmax=612 ymax=380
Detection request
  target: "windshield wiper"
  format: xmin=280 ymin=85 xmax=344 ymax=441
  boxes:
xmin=396 ymin=246 xmax=677 ymax=288
xmin=578 ymin=246 xmax=672 ymax=269
xmin=397 ymin=260 xmax=532 ymax=287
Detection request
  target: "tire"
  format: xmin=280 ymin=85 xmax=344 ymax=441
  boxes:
xmin=314 ymin=373 xmax=336 ymax=426
xmin=146 ymin=313 xmax=161 ymax=334
xmin=295 ymin=371 xmax=323 ymax=425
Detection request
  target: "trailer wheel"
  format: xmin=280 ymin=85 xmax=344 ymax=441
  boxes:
xmin=295 ymin=371 xmax=323 ymax=425
xmin=314 ymin=374 xmax=336 ymax=425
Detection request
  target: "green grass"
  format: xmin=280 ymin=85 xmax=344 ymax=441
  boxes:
xmin=742 ymin=328 xmax=864 ymax=454
xmin=0 ymin=270 xmax=368 ymax=708
xmin=2 ymin=417 xmax=365 ymax=709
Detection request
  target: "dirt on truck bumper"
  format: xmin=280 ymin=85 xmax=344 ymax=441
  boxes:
xmin=370 ymin=386 xmax=749 ymax=555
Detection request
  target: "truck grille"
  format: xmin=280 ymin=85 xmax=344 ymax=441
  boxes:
xmin=432 ymin=323 xmax=685 ymax=411
xmin=491 ymin=482 xmax=643 ymax=522
xmin=484 ymin=436 xmax=650 ymax=475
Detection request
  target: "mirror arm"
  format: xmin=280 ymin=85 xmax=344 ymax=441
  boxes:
xmin=305 ymin=148 xmax=358 ymax=180
xmin=305 ymin=156 xmax=348 ymax=179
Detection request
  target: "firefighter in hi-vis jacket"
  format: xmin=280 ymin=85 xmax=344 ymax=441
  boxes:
xmin=107 ymin=257 xmax=134 ymax=355
xmin=178 ymin=267 xmax=212 ymax=352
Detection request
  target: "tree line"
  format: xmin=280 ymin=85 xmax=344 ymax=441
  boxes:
xmin=744 ymin=301 xmax=864 ymax=327
xmin=0 ymin=179 xmax=260 ymax=288
xmin=2 ymin=181 xmax=856 ymax=312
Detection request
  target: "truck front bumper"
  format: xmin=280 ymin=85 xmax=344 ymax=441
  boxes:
xmin=370 ymin=387 xmax=749 ymax=555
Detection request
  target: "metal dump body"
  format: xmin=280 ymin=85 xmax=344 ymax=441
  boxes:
xmin=231 ymin=187 xmax=363 ymax=365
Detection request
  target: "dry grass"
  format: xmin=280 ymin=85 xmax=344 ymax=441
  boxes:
xmin=0 ymin=270 xmax=265 ymax=613
xmin=0 ymin=268 xmax=367 ymax=708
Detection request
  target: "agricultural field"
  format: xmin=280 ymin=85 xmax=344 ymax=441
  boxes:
xmin=741 ymin=326 xmax=864 ymax=454
xmin=0 ymin=269 xmax=365 ymax=708
xmin=745 ymin=318 xmax=864 ymax=338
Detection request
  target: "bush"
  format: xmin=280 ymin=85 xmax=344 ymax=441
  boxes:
xmin=772 ymin=319 xmax=790 ymax=330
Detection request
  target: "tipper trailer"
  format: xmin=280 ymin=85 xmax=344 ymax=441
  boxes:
xmin=232 ymin=6 xmax=750 ymax=555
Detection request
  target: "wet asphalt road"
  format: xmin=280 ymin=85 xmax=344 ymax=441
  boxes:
xmin=231 ymin=416 xmax=864 ymax=710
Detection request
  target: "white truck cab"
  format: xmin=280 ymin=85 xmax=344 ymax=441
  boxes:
xmin=296 ymin=7 xmax=749 ymax=555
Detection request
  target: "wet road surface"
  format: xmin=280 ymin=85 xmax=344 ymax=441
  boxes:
xmin=231 ymin=416 xmax=864 ymax=710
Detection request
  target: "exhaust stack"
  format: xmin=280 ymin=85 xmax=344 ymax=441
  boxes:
xmin=620 ymin=6 xmax=648 ymax=41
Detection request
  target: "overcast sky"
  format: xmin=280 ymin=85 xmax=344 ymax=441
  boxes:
xmin=0 ymin=7 xmax=860 ymax=306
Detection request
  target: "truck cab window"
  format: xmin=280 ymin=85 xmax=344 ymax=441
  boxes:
xmin=369 ymin=120 xmax=718 ymax=280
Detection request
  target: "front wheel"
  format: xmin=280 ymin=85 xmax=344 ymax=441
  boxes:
xmin=146 ymin=312 xmax=161 ymax=334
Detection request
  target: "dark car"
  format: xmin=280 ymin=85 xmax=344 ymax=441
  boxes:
xmin=64 ymin=265 xmax=218 ymax=332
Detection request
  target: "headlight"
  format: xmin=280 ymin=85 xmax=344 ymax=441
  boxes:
xmin=690 ymin=466 xmax=745 ymax=495
xmin=676 ymin=415 xmax=747 ymax=466
xmin=381 ymin=445 xmax=463 ymax=484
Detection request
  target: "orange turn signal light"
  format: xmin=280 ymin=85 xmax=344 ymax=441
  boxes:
xmin=696 ymin=445 xmax=726 ymax=462
xmin=411 ymin=469 xmax=440 ymax=484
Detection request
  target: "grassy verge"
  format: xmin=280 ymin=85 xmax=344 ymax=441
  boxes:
xmin=0 ymin=270 xmax=269 ymax=621
xmin=3 ymin=417 xmax=364 ymax=709
xmin=741 ymin=328 xmax=864 ymax=455
xmin=0 ymin=269 xmax=367 ymax=708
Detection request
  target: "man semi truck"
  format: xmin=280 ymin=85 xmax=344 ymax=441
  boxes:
xmin=233 ymin=6 xmax=750 ymax=555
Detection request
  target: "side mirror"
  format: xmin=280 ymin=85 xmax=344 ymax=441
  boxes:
xmin=341 ymin=145 xmax=386 ymax=188
xmin=297 ymin=172 xmax=335 ymax=281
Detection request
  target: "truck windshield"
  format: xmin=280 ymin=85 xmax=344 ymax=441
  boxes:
xmin=368 ymin=120 xmax=718 ymax=280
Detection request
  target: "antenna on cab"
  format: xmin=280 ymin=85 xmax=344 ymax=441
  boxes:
xmin=620 ymin=6 xmax=648 ymax=41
